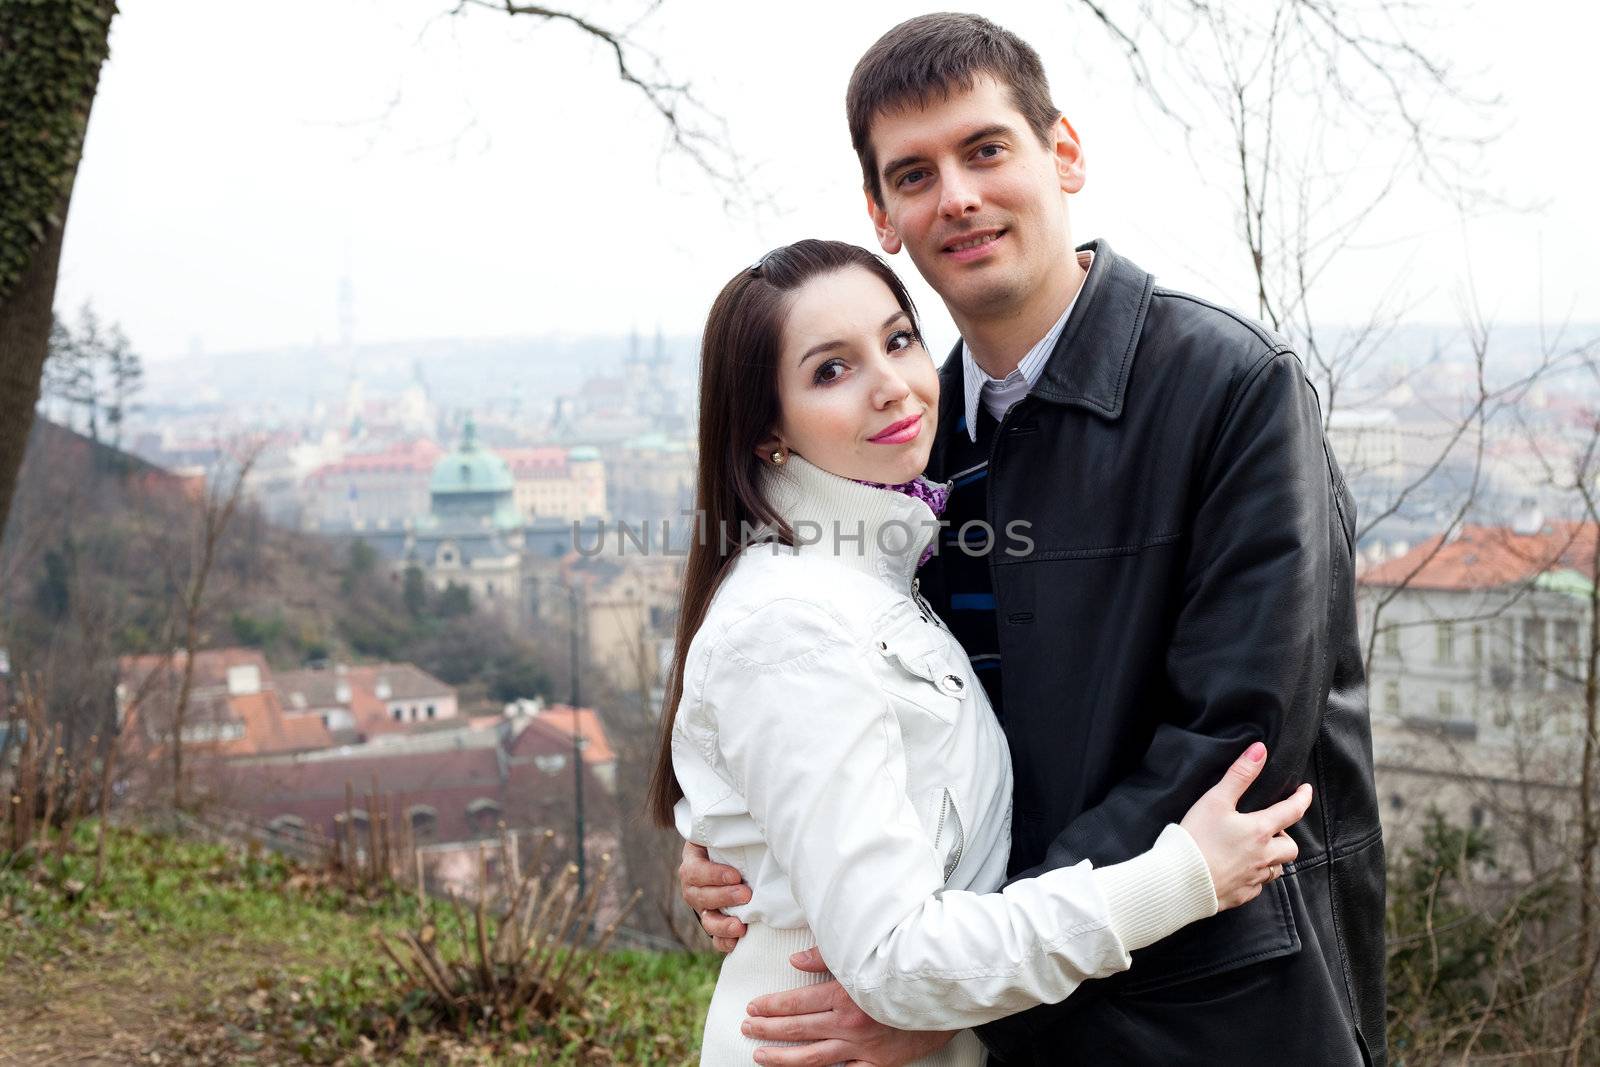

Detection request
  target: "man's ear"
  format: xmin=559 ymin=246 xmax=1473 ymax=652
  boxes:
xmin=865 ymin=185 xmax=902 ymax=255
xmin=1053 ymin=115 xmax=1086 ymax=194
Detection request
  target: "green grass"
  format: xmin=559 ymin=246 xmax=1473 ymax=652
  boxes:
xmin=0 ymin=823 xmax=720 ymax=1064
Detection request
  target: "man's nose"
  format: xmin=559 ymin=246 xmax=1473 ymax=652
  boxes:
xmin=938 ymin=166 xmax=981 ymax=219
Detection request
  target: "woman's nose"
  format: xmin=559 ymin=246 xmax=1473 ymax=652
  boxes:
xmin=870 ymin=363 xmax=913 ymax=408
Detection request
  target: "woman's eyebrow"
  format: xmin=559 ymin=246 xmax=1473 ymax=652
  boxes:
xmin=799 ymin=339 xmax=846 ymax=367
xmin=799 ymin=312 xmax=910 ymax=366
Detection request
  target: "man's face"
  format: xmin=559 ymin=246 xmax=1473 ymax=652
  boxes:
xmin=864 ymin=76 xmax=1084 ymax=321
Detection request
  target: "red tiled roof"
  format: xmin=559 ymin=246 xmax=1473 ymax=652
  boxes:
xmin=308 ymin=440 xmax=442 ymax=480
xmin=116 ymin=648 xmax=333 ymax=757
xmin=498 ymin=447 xmax=570 ymax=476
xmin=1358 ymin=521 xmax=1598 ymax=591
xmin=511 ymin=706 xmax=614 ymax=764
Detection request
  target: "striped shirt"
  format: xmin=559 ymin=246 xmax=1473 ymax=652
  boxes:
xmin=960 ymin=249 xmax=1094 ymax=442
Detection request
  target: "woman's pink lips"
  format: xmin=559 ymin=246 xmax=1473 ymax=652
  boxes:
xmin=869 ymin=413 xmax=922 ymax=445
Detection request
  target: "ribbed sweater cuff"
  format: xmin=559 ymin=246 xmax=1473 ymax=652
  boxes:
xmin=1091 ymin=823 xmax=1218 ymax=953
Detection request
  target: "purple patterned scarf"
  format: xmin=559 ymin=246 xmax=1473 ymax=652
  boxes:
xmin=853 ymin=477 xmax=950 ymax=568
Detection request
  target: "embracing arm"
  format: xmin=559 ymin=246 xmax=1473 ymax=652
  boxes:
xmin=689 ymin=597 xmax=1218 ymax=1031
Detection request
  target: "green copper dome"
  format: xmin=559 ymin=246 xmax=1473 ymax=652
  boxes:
xmin=430 ymin=418 xmax=515 ymax=495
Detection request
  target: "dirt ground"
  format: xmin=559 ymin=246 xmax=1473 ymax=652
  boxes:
xmin=0 ymin=931 xmax=297 ymax=1065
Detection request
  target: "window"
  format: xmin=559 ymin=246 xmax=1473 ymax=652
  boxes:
xmin=1435 ymin=622 xmax=1455 ymax=664
xmin=1472 ymin=625 xmax=1484 ymax=665
xmin=1382 ymin=626 xmax=1401 ymax=659
xmin=408 ymin=805 xmax=438 ymax=841
xmin=466 ymin=798 xmax=502 ymax=836
xmin=392 ymin=707 xmax=403 ymax=722
xmin=1437 ymin=690 xmax=1455 ymax=718
xmin=426 ymin=704 xmax=436 ymax=719
xmin=1389 ymin=793 xmax=1405 ymax=812
xmin=1522 ymin=618 xmax=1547 ymax=686
xmin=1557 ymin=619 xmax=1582 ymax=688
xmin=1384 ymin=680 xmax=1400 ymax=715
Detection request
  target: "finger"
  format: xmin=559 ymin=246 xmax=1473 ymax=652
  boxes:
xmin=1264 ymin=835 xmax=1299 ymax=868
xmin=1258 ymin=782 xmax=1314 ymax=834
xmin=788 ymin=946 xmax=829 ymax=974
xmin=713 ymin=936 xmax=737 ymax=954
xmin=680 ymin=850 xmax=745 ymax=888
xmin=699 ymin=909 xmax=747 ymax=939
xmin=748 ymin=979 xmax=841 ymax=1018
xmin=753 ymin=1039 xmax=853 ymax=1067
xmin=1210 ymin=741 xmax=1267 ymax=806
xmin=684 ymin=881 xmax=752 ymax=912
xmin=742 ymin=1010 xmax=840 ymax=1043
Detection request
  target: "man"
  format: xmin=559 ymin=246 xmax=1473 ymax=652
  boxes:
xmin=681 ymin=13 xmax=1385 ymax=1065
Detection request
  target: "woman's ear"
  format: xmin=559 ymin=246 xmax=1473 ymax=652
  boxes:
xmin=753 ymin=434 xmax=788 ymax=465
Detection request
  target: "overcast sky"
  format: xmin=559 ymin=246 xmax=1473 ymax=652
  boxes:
xmin=54 ymin=0 xmax=1596 ymax=365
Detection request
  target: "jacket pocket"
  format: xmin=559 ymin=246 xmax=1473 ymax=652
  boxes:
xmin=1117 ymin=875 xmax=1301 ymax=994
xmin=875 ymin=624 xmax=969 ymax=724
xmin=931 ymin=787 xmax=966 ymax=882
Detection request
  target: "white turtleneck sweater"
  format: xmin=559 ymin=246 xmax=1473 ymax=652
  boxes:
xmin=672 ymin=456 xmax=1216 ymax=1063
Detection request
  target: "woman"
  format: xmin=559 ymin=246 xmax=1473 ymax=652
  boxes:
xmin=647 ymin=240 xmax=1309 ymax=1065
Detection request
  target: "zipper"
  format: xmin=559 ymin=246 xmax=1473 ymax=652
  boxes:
xmin=910 ymin=577 xmax=943 ymax=629
xmin=932 ymin=788 xmax=965 ymax=881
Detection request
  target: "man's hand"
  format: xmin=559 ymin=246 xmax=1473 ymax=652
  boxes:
xmin=743 ymin=947 xmax=957 ymax=1067
xmin=678 ymin=841 xmax=750 ymax=952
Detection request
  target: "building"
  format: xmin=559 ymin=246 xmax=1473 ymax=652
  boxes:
xmin=1358 ymin=514 xmax=1594 ymax=873
xmin=220 ymin=707 xmax=617 ymax=845
xmin=304 ymin=439 xmax=442 ymax=531
xmin=116 ymin=648 xmax=334 ymax=762
xmin=501 ymin=445 xmax=607 ymax=523
xmin=411 ymin=419 xmax=526 ymax=615
xmin=274 ymin=662 xmax=459 ymax=741
xmin=603 ymin=433 xmax=696 ymax=524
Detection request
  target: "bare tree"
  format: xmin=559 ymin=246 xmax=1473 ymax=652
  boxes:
xmin=167 ymin=440 xmax=263 ymax=810
xmin=447 ymin=0 xmax=747 ymax=203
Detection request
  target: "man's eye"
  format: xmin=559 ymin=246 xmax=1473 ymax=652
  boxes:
xmin=897 ymin=169 xmax=928 ymax=188
xmin=814 ymin=359 xmax=847 ymax=385
xmin=887 ymin=329 xmax=919 ymax=353
xmin=975 ymin=143 xmax=1003 ymax=160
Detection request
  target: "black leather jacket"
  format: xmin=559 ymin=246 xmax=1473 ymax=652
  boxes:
xmin=920 ymin=240 xmax=1386 ymax=1064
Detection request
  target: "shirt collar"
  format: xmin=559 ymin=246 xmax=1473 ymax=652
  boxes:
xmin=960 ymin=249 xmax=1095 ymax=442
xmin=756 ymin=454 xmax=944 ymax=594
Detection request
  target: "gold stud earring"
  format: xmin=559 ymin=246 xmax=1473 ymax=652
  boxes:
xmin=770 ymin=449 xmax=786 ymax=465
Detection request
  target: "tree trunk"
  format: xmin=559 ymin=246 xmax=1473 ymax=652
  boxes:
xmin=0 ymin=0 xmax=119 ymax=531
xmin=0 ymin=216 xmax=71 ymax=532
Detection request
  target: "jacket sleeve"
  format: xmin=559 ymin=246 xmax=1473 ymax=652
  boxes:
xmin=1014 ymin=348 xmax=1333 ymax=875
xmin=694 ymin=596 xmax=1217 ymax=1031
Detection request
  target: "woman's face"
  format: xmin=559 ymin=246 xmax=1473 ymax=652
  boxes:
xmin=764 ymin=266 xmax=940 ymax=485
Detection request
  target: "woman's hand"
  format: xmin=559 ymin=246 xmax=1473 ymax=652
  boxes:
xmin=1179 ymin=741 xmax=1312 ymax=910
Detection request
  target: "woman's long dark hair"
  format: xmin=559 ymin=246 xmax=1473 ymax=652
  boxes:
xmin=647 ymin=239 xmax=921 ymax=827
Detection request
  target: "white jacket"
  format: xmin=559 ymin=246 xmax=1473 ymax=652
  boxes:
xmin=672 ymin=456 xmax=1217 ymax=1030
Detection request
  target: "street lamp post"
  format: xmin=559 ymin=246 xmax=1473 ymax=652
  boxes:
xmin=567 ymin=579 xmax=587 ymax=899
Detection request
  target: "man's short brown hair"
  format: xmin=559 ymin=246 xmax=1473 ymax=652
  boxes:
xmin=847 ymin=13 xmax=1060 ymax=205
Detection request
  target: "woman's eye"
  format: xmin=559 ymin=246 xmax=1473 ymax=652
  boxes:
xmin=813 ymin=358 xmax=847 ymax=385
xmin=886 ymin=329 xmax=919 ymax=353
